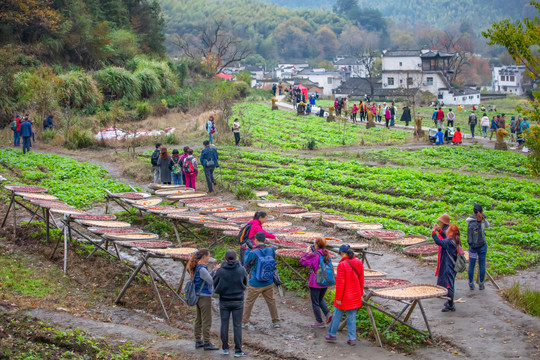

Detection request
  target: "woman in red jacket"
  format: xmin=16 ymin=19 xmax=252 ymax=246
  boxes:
xmin=326 ymin=244 xmax=364 ymax=346
xmin=240 ymin=212 xmax=276 ymax=265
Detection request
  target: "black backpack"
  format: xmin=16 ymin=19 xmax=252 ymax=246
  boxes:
xmin=467 ymin=220 xmax=485 ymax=249
xmin=151 ymin=149 xmax=160 ymax=166
xmin=238 ymin=223 xmax=253 ymax=248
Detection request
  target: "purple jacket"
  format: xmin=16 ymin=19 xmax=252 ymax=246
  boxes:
xmin=300 ymin=249 xmax=328 ymax=289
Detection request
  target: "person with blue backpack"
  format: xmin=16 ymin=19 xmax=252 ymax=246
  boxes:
xmin=186 ymin=248 xmax=220 ymax=351
xmin=300 ymin=237 xmax=334 ymax=328
xmin=242 ymin=232 xmax=280 ymax=329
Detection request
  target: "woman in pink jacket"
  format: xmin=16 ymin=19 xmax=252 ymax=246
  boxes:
xmin=240 ymin=212 xmax=276 ymax=265
xmin=385 ymin=107 xmax=391 ymax=128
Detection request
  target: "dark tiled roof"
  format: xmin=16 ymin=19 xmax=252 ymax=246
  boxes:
xmin=383 ymin=50 xmax=422 ymax=57
xmin=420 ymin=51 xmax=455 ymax=58
xmin=452 ymin=87 xmax=480 ymax=96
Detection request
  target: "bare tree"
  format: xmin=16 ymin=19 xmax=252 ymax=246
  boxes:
xmin=438 ymin=30 xmax=473 ymax=83
xmin=357 ymin=48 xmax=380 ymax=99
xmin=172 ymin=19 xmax=251 ymax=75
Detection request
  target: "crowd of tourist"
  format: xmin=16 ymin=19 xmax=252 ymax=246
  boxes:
xmin=184 ymin=203 xmax=489 ymax=356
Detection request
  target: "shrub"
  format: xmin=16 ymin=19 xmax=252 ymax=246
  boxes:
xmin=153 ymin=102 xmax=167 ymax=117
xmin=304 ymin=138 xmax=317 ymax=150
xmin=57 ymin=71 xmax=103 ymax=109
xmin=234 ymin=185 xmax=256 ymax=200
xmin=162 ymin=132 xmax=178 ymax=145
xmin=503 ymin=282 xmax=540 ymax=317
xmin=42 ymin=129 xmax=57 ymax=144
xmin=94 ymin=66 xmax=141 ymax=101
xmin=231 ymin=81 xmax=249 ymax=99
xmin=524 ymin=125 xmax=540 ymax=177
xmin=65 ymin=127 xmax=94 ymax=150
xmin=134 ymin=67 xmax=161 ymax=98
xmin=136 ymin=101 xmax=153 ymax=120
xmin=130 ymin=56 xmax=176 ymax=94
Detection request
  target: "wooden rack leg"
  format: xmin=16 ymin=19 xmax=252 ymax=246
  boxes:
xmin=13 ymin=198 xmax=16 ymax=237
xmin=115 ymin=256 xmax=147 ymax=303
xmin=366 ymin=304 xmax=383 ymax=348
xmin=1 ymin=194 xmax=14 ymax=227
xmin=403 ymin=300 xmax=418 ymax=322
xmin=63 ymin=215 xmax=68 ymax=274
xmin=145 ymin=263 xmax=169 ymax=320
xmin=486 ymin=271 xmax=500 ymax=290
xmin=169 ymin=262 xmax=188 ymax=307
xmin=171 ymin=222 xmax=182 ymax=244
xmin=385 ymin=302 xmax=412 ymax=333
xmin=45 ymin=209 xmax=50 ymax=243
xmin=417 ymin=300 xmax=433 ymax=339
xmin=278 ymin=257 xmax=306 ymax=281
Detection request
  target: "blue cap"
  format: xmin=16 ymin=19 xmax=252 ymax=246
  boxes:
xmin=338 ymin=244 xmax=350 ymax=253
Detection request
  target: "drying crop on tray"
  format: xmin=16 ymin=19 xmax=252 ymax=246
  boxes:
xmin=0 ymin=148 xmax=133 ymax=209
xmin=218 ymin=150 xmax=540 ymax=275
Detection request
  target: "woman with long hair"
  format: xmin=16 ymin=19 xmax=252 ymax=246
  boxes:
xmin=432 ymin=223 xmax=462 ymax=312
xmin=157 ymin=147 xmax=172 ymax=184
xmin=187 ymin=249 xmax=219 ymax=351
xmin=207 ymin=115 xmax=216 ymax=144
xmin=326 ymin=244 xmax=364 ymax=346
xmin=300 ymin=237 xmax=332 ymax=327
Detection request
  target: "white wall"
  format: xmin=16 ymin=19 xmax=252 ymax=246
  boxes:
xmin=382 ymin=56 xmax=422 ymax=72
xmin=297 ymin=73 xmax=342 ymax=96
xmin=440 ymin=90 xmax=481 ymax=105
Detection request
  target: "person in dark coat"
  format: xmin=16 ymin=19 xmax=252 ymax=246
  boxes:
xmin=20 ymin=116 xmax=33 ymax=154
xmin=432 ymin=223 xmax=462 ymax=312
xmin=213 ymin=250 xmax=248 ymax=357
xmin=200 ymin=140 xmax=219 ymax=193
xmin=400 ymin=106 xmax=412 ymax=126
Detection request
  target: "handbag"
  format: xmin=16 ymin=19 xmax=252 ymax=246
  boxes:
xmin=206 ymin=160 xmax=215 ymax=167
xmin=446 ymin=249 xmax=467 ymax=273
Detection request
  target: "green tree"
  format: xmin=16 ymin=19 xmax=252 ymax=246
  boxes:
xmin=315 ymin=26 xmax=339 ymax=60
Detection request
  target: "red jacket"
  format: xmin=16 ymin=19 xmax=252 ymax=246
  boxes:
xmin=334 ymin=257 xmax=364 ymax=310
xmin=15 ymin=117 xmax=21 ymax=131
xmin=452 ymin=131 xmax=462 ymax=143
xmin=437 ymin=109 xmax=444 ymax=120
xmin=247 ymin=219 xmax=275 ymax=240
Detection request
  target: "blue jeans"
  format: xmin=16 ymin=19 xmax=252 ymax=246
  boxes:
xmin=390 ymin=115 xmax=395 ymax=126
xmin=172 ymin=172 xmax=182 ymax=185
xmin=209 ymin=132 xmax=213 ymax=144
xmin=153 ymin=166 xmax=160 ymax=184
xmin=468 ymin=243 xmax=488 ymax=284
xmin=470 ymin=124 xmax=476 ymax=138
xmin=22 ymin=136 xmax=31 ymax=154
xmin=482 ymin=126 xmax=488 ymax=137
xmin=328 ymin=307 xmax=358 ymax=340
xmin=14 ymin=131 xmax=21 ymax=146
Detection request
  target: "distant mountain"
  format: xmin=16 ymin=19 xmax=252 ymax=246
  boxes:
xmin=262 ymin=0 xmax=533 ymax=31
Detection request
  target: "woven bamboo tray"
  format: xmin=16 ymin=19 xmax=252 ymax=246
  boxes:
xmin=126 ymin=197 xmax=163 ymax=207
xmin=116 ymin=240 xmax=172 ymax=249
xmin=263 ymin=221 xmax=292 ymax=229
xmin=204 ymin=223 xmax=240 ymax=231
xmin=403 ymin=243 xmax=439 ymax=257
xmin=50 ymin=208 xmax=86 ymax=216
xmin=321 ymin=214 xmax=347 ymax=221
xmin=77 ymin=220 xmax=131 ymax=228
xmin=364 ymin=269 xmax=387 ymax=278
xmin=274 ymin=206 xmax=308 ymax=214
xmin=275 ymin=249 xmax=306 ymax=259
xmin=157 ymin=208 xmax=189 ymax=215
xmin=223 ymin=230 xmax=239 ymax=237
xmin=267 ymin=238 xmax=305 ymax=248
xmin=5 ymin=184 xmax=47 ymax=193
xmin=155 ymin=188 xmax=194 ymax=196
xmin=187 ymin=202 xmax=231 ymax=209
xmin=179 ymin=197 xmax=222 ymax=205
xmin=321 ymin=219 xmax=356 ymax=227
xmin=200 ymin=205 xmax=243 ymax=214
xmin=215 ymin=210 xmax=255 ymax=219
xmin=337 ymin=222 xmax=383 ymax=231
xmin=300 ymin=212 xmax=324 ymax=219
xmin=16 ymin=192 xmax=58 ymax=201
xmin=257 ymin=201 xmax=294 ymax=208
xmin=88 ymin=227 xmax=144 ymax=235
xmin=357 ymin=229 xmax=405 ymax=240
xmin=373 ymin=284 xmax=448 ymax=300
xmin=255 ymin=191 xmax=269 ymax=197
xmin=143 ymin=205 xmax=177 ymax=214
xmin=167 ymin=192 xmax=207 ymax=201
xmin=188 ymin=218 xmax=230 ymax=226
xmin=283 ymin=232 xmax=325 ymax=242
xmin=167 ymin=213 xmax=204 ymax=221
xmin=149 ymin=247 xmax=198 ymax=258
xmin=365 ymin=278 xmax=411 ymax=289
xmin=103 ymin=232 xmax=159 ymax=241
xmin=272 ymin=226 xmax=307 ymax=233
xmin=30 ymin=199 xmax=70 ymax=208
xmin=384 ymin=235 xmax=428 ymax=246
xmin=70 ymin=214 xmax=117 ymax=221
xmin=228 ymin=215 xmax=275 ymax=223
xmin=283 ymin=213 xmax=308 ymax=219
xmin=111 ymin=192 xmax=151 ymax=199
xmin=325 ymin=241 xmax=369 ymax=250
xmin=148 ymin=184 xmax=185 ymax=190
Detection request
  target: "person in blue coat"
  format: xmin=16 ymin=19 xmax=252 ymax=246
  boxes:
xmin=200 ymin=140 xmax=219 ymax=193
xmin=435 ymin=128 xmax=444 ymax=145
xmin=20 ymin=117 xmax=33 ymax=154
xmin=432 ymin=223 xmax=461 ymax=312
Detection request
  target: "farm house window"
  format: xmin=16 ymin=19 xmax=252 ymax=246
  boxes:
xmin=426 ymin=77 xmax=434 ymax=85
xmin=501 ymin=75 xmax=505 ymax=81
xmin=399 ymin=62 xmax=403 ymax=66
xmin=388 ymin=77 xmax=395 ymax=85
xmin=407 ymin=77 xmax=413 ymax=86
xmin=328 ymin=77 xmax=332 ymax=84
xmin=510 ymin=75 xmax=515 ymax=82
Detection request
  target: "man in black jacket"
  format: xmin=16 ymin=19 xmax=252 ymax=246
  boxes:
xmin=213 ymin=250 xmax=248 ymax=357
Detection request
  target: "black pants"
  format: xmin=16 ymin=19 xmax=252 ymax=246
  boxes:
xmin=470 ymin=124 xmax=476 ymax=137
xmin=234 ymin=132 xmax=240 ymax=146
xmin=220 ymin=301 xmax=243 ymax=352
xmin=352 ymin=113 xmax=357 ymax=122
xmin=203 ymin=166 xmax=215 ymax=192
xmin=385 ymin=118 xmax=390 ymax=128
xmin=448 ymin=120 xmax=454 ymax=127
xmin=360 ymin=112 xmax=365 ymax=121
xmin=309 ymin=287 xmax=329 ymax=323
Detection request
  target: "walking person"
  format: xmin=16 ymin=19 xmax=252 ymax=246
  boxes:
xmin=326 ymin=244 xmax=364 ymax=346
xmin=351 ymin=104 xmax=358 ymax=123
xmin=300 ymin=237 xmax=333 ymax=328
xmin=20 ymin=116 xmax=33 ymax=154
xmin=400 ymin=105 xmax=411 ymax=127
xmin=242 ymin=232 xmax=280 ymax=329
xmin=151 ymin=143 xmax=162 ymax=184
xmin=11 ymin=114 xmax=21 ymax=147
xmin=510 ymin=116 xmax=517 ymax=143
xmin=489 ymin=116 xmax=498 ymax=141
xmin=480 ymin=113 xmax=490 ymax=138
xmin=169 ymin=149 xmax=183 ymax=185
xmin=183 ymin=149 xmax=198 ymax=190
xmin=200 ymin=140 xmax=219 ymax=193
xmin=359 ymin=101 xmax=365 ymax=122
xmin=188 ymin=249 xmax=219 ymax=351
xmin=447 ymin=109 xmax=455 ymax=128
xmin=180 ymin=146 xmax=189 ymax=185
xmin=43 ymin=115 xmax=54 ymax=130
xmin=232 ymin=118 xmax=241 ymax=146
xmin=432 ymin=223 xmax=462 ymax=312
xmin=213 ymin=250 xmax=248 ymax=357
xmin=466 ymin=204 xmax=490 ymax=290
xmin=436 ymin=107 xmax=444 ymax=129
xmin=390 ymin=103 xmax=396 ymax=126
xmin=432 ymin=108 xmax=438 ymax=127
xmin=384 ymin=106 xmax=391 ymax=128
xmin=157 ymin=147 xmax=172 ymax=185
xmin=520 ymin=117 xmax=530 ymax=143
xmin=377 ymin=105 xmax=382 ymax=122
xmin=468 ymin=111 xmax=477 ymax=138
xmin=206 ymin=116 xmax=216 ymax=145
xmin=240 ymin=212 xmax=276 ymax=266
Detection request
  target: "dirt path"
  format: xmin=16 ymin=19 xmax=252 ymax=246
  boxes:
xmin=12 ymin=146 xmax=539 ymax=359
